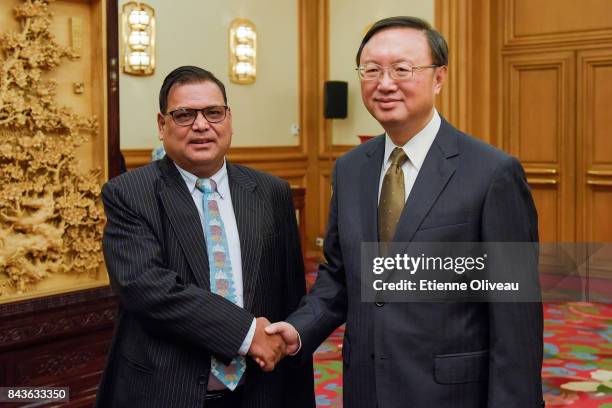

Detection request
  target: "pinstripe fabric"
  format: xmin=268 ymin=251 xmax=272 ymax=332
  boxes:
xmin=95 ymin=155 xmax=314 ymax=408
xmin=287 ymin=119 xmax=544 ymax=408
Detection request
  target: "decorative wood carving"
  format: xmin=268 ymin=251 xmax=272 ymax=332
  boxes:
xmin=0 ymin=0 xmax=108 ymax=301
xmin=18 ymin=350 xmax=96 ymax=382
xmin=0 ymin=287 xmax=116 ymax=405
xmin=0 ymin=307 xmax=115 ymax=348
xmin=0 ymin=1 xmax=119 ymax=405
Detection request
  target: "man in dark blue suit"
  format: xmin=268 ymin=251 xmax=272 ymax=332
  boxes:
xmin=268 ymin=16 xmax=544 ymax=407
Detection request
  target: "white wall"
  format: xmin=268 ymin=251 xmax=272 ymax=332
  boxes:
xmin=329 ymin=0 xmax=435 ymax=145
xmin=119 ymin=0 xmax=299 ymax=149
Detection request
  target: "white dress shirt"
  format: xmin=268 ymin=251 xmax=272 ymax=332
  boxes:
xmin=175 ymin=161 xmax=256 ymax=389
xmin=378 ymin=109 xmax=442 ymax=204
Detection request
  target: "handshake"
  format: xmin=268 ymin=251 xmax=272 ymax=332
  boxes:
xmin=246 ymin=317 xmax=300 ymax=372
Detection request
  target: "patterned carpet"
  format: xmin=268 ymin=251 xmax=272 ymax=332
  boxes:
xmin=312 ymin=302 xmax=612 ymax=407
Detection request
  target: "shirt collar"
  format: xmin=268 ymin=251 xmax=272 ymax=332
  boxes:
xmin=383 ymin=109 xmax=441 ymax=171
xmin=175 ymin=160 xmax=229 ymax=199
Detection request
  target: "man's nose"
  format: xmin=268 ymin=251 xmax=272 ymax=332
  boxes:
xmin=377 ymin=70 xmax=398 ymax=91
xmin=192 ymin=110 xmax=210 ymax=130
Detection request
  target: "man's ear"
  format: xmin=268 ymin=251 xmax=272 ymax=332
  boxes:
xmin=433 ymin=65 xmax=448 ymax=95
xmin=157 ymin=113 xmax=165 ymax=141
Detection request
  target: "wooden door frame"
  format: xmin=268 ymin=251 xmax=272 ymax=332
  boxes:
xmin=106 ymin=0 xmax=122 ymax=178
xmin=435 ymin=0 xmax=499 ymax=145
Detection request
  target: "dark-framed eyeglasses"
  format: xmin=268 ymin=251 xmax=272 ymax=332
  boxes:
xmin=166 ymin=105 xmax=229 ymax=126
xmin=356 ymin=62 xmax=441 ymax=81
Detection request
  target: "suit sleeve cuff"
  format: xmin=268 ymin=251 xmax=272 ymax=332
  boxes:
xmin=290 ymin=325 xmax=302 ymax=356
xmin=238 ymin=317 xmax=257 ymax=356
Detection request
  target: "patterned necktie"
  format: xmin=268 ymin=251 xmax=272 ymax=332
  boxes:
xmin=378 ymin=147 xmax=408 ymax=243
xmin=195 ymin=178 xmax=246 ymax=391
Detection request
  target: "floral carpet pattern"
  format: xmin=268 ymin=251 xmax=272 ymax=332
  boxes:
xmin=543 ymin=302 xmax=612 ymax=407
xmin=312 ymin=302 xmax=612 ymax=408
xmin=313 ymin=325 xmax=344 ymax=407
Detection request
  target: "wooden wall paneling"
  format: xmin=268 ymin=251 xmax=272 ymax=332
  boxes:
xmin=122 ymin=148 xmax=152 ymax=169
xmin=503 ymin=51 xmax=576 ymax=242
xmin=492 ymin=0 xmax=508 ymax=151
xmin=229 ymin=147 xmax=308 ymax=187
xmin=228 ymin=147 xmax=306 ymax=164
xmin=441 ymin=0 xmax=612 ymax=280
xmin=504 ymin=0 xmax=612 ymax=49
xmin=315 ymin=0 xmax=330 ymax=160
xmin=577 ymin=48 xmax=612 ymax=245
xmin=435 ymin=0 xmax=494 ymax=143
xmin=467 ymin=0 xmax=493 ymax=143
xmin=435 ymin=0 xmax=468 ymax=132
xmin=300 ymin=0 xmax=327 ymax=251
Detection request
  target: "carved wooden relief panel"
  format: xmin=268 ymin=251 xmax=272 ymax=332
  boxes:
xmin=0 ymin=0 xmax=109 ymax=303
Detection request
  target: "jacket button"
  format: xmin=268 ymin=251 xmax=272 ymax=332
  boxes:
xmin=198 ymin=375 xmax=207 ymax=385
xmin=375 ymin=301 xmax=384 ymax=307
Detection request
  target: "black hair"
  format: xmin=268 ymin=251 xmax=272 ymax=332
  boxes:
xmin=355 ymin=16 xmax=448 ymax=67
xmin=158 ymin=65 xmax=227 ymax=113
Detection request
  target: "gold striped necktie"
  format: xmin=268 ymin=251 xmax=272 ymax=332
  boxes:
xmin=378 ymin=147 xmax=408 ymax=243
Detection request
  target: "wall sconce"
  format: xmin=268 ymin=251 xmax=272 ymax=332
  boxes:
xmin=229 ymin=19 xmax=256 ymax=84
xmin=121 ymin=2 xmax=156 ymax=76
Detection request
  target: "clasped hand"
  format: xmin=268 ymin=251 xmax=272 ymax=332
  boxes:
xmin=247 ymin=317 xmax=300 ymax=372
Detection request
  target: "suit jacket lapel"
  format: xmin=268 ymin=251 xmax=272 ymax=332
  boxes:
xmin=227 ymin=162 xmax=262 ymax=312
xmin=157 ymin=156 xmax=210 ymax=289
xmin=360 ymin=136 xmax=386 ymax=243
xmin=393 ymin=119 xmax=459 ymax=243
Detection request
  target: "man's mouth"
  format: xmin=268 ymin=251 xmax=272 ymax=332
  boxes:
xmin=375 ymin=98 xmax=400 ymax=108
xmin=189 ymin=139 xmax=213 ymax=145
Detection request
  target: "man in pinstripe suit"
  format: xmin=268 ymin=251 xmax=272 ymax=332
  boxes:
xmin=96 ymin=66 xmax=314 ymax=408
